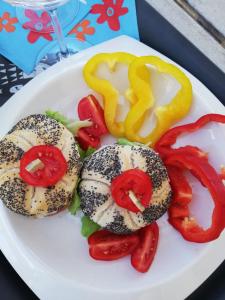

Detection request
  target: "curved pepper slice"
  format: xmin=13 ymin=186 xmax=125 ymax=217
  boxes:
xmin=155 ymin=113 xmax=225 ymax=159
xmin=125 ymin=56 xmax=193 ymax=145
xmin=166 ymin=152 xmax=225 ymax=243
xmin=83 ymin=52 xmax=144 ymax=137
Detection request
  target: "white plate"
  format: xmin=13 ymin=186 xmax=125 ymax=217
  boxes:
xmin=0 ymin=36 xmax=225 ymax=300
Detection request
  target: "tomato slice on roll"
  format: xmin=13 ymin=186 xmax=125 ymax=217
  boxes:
xmin=111 ymin=169 xmax=153 ymax=213
xmin=20 ymin=145 xmax=67 ymax=187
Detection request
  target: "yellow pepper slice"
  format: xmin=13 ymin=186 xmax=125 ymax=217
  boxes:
xmin=83 ymin=52 xmax=148 ymax=137
xmin=125 ymin=56 xmax=193 ymax=145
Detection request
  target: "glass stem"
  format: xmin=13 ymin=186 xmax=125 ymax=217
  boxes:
xmin=48 ymin=8 xmax=69 ymax=57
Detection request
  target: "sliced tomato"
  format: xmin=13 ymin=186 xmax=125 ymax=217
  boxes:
xmin=111 ymin=169 xmax=152 ymax=213
xmin=88 ymin=230 xmax=111 ymax=245
xmin=76 ymin=128 xmax=100 ymax=150
xmin=131 ymin=223 xmax=159 ymax=273
xmin=78 ymin=95 xmax=108 ymax=136
xmin=88 ymin=230 xmax=139 ymax=261
xmin=20 ymin=145 xmax=67 ymax=187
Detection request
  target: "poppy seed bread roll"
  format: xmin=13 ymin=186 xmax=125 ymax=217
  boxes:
xmin=79 ymin=144 xmax=172 ymax=234
xmin=0 ymin=114 xmax=81 ymax=217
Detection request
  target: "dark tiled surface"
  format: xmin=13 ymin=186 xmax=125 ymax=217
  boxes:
xmin=0 ymin=0 xmax=225 ymax=299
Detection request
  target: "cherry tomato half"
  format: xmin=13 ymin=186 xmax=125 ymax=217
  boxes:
xmin=111 ymin=169 xmax=153 ymax=213
xmin=131 ymin=223 xmax=159 ymax=273
xmin=76 ymin=128 xmax=100 ymax=150
xmin=88 ymin=230 xmax=139 ymax=261
xmin=78 ymin=95 xmax=108 ymax=136
xmin=20 ymin=145 xmax=67 ymax=187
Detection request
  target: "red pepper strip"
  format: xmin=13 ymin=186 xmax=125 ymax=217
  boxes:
xmin=166 ymin=153 xmax=225 ymax=243
xmin=220 ymin=166 xmax=225 ymax=182
xmin=168 ymin=166 xmax=192 ymax=206
xmin=155 ymin=114 xmax=225 ymax=159
xmin=167 ymin=166 xmax=192 ymax=219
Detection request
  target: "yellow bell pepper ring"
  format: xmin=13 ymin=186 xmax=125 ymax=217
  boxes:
xmin=125 ymin=56 xmax=193 ymax=145
xmin=83 ymin=52 xmax=137 ymax=137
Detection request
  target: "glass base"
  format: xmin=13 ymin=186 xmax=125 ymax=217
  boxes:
xmin=37 ymin=38 xmax=93 ymax=66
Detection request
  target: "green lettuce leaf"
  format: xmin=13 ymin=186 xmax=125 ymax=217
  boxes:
xmin=117 ymin=138 xmax=146 ymax=147
xmin=117 ymin=138 xmax=135 ymax=146
xmin=77 ymin=144 xmax=86 ymax=159
xmin=69 ymin=190 xmax=81 ymax=215
xmin=45 ymin=110 xmax=92 ymax=136
xmin=81 ymin=216 xmax=101 ymax=238
xmin=68 ymin=178 xmax=81 ymax=215
xmin=84 ymin=147 xmax=96 ymax=158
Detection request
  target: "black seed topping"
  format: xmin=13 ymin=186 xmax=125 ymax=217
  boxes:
xmin=105 ymin=213 xmax=132 ymax=234
xmin=0 ymin=177 xmax=28 ymax=216
xmin=0 ymin=138 xmax=24 ymax=167
xmin=9 ymin=114 xmax=63 ymax=146
xmin=142 ymin=191 xmax=172 ymax=223
xmin=67 ymin=142 xmax=82 ymax=175
xmin=82 ymin=145 xmax=122 ymax=182
xmin=131 ymin=146 xmax=168 ymax=189
xmin=79 ymin=184 xmax=109 ymax=217
xmin=44 ymin=188 xmax=72 ymax=214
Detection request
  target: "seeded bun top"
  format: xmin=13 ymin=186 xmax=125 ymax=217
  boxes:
xmin=0 ymin=114 xmax=81 ymax=217
xmin=79 ymin=144 xmax=172 ymax=234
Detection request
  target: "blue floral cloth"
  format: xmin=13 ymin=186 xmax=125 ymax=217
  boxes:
xmin=0 ymin=0 xmax=139 ymax=74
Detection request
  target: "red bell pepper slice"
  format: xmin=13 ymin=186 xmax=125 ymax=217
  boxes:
xmin=166 ymin=153 xmax=225 ymax=243
xmin=155 ymin=114 xmax=225 ymax=159
xmin=220 ymin=166 xmax=225 ymax=182
xmin=167 ymin=166 xmax=192 ymax=207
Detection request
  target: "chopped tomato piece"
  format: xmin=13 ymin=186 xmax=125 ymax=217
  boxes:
xmin=78 ymin=94 xmax=108 ymax=136
xmin=88 ymin=230 xmax=139 ymax=261
xmin=88 ymin=230 xmax=110 ymax=245
xmin=111 ymin=169 xmax=152 ymax=213
xmin=131 ymin=223 xmax=159 ymax=273
xmin=76 ymin=128 xmax=100 ymax=150
xmin=20 ymin=145 xmax=67 ymax=187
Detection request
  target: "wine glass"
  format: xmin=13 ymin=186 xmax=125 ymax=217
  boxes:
xmin=3 ymin=0 xmax=76 ymax=58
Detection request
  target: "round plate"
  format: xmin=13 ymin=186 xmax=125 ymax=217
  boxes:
xmin=0 ymin=36 xmax=225 ymax=300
